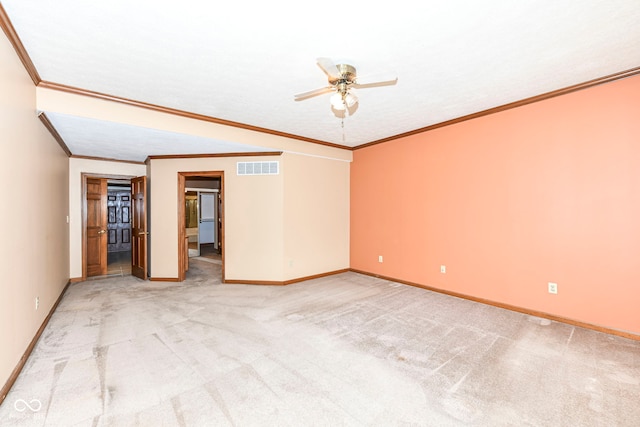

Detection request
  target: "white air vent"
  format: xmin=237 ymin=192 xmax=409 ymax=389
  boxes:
xmin=237 ymin=161 xmax=279 ymax=176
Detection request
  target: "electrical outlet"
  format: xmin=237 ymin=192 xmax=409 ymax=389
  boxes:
xmin=548 ymin=282 xmax=558 ymax=294
xmin=378 ymin=255 xmax=383 ymax=263
xmin=440 ymin=265 xmax=446 ymax=274
xmin=35 ymin=297 xmax=39 ymax=310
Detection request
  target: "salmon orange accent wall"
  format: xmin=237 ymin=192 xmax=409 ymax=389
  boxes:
xmin=351 ymin=74 xmax=640 ymax=334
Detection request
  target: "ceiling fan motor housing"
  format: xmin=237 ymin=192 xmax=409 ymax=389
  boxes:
xmin=293 ymin=58 xmax=398 ymax=117
xmin=329 ymin=64 xmax=357 ymax=85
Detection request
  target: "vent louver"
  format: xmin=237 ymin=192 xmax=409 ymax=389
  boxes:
xmin=237 ymin=161 xmax=279 ymax=176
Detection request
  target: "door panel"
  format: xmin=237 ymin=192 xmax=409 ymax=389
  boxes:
xmin=199 ymin=193 xmax=216 ymax=244
xmin=131 ymin=176 xmax=147 ymax=280
xmin=107 ymin=191 xmax=132 ymax=252
xmin=86 ymin=178 xmax=108 ymax=276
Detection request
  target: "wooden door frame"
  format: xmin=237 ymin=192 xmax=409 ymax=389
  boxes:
xmin=81 ymin=173 xmax=136 ymax=280
xmin=178 ymin=171 xmax=224 ymax=282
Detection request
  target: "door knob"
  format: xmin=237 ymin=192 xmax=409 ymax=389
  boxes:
xmin=98 ymin=229 xmax=106 ymax=234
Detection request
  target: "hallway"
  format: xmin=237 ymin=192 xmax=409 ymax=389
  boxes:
xmin=106 ymin=250 xmax=131 ymax=276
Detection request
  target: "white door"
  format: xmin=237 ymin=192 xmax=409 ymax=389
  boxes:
xmin=199 ymin=193 xmax=216 ymax=245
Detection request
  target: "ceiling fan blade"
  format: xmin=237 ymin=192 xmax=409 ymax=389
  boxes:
xmin=294 ymin=86 xmax=334 ymax=101
xmin=316 ymin=57 xmax=341 ymax=79
xmin=353 ymin=77 xmax=398 ymax=89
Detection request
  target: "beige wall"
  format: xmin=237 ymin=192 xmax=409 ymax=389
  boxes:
xmin=1 ymin=34 xmax=69 ymax=390
xmin=283 ymin=153 xmax=350 ymax=280
xmin=149 ymin=152 xmax=350 ymax=282
xmin=68 ymin=158 xmax=147 ymax=279
xmin=149 ymin=156 xmax=284 ymax=280
xmin=37 ymin=78 xmax=353 ymax=283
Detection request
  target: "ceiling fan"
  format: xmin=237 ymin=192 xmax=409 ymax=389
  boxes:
xmin=294 ymin=57 xmax=398 ymax=115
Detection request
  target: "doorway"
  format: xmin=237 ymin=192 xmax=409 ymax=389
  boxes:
xmin=186 ymin=189 xmax=220 ymax=258
xmin=178 ymin=172 xmax=224 ymax=281
xmin=82 ymin=173 xmax=148 ymax=280
xmin=106 ymin=180 xmax=132 ymax=276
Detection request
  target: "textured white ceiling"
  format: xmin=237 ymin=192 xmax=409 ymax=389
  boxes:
xmin=43 ymin=112 xmax=267 ymax=162
xmin=3 ymin=0 xmax=640 ymax=160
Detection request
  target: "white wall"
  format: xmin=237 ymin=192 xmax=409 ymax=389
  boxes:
xmin=0 ymin=32 xmax=69 ymax=393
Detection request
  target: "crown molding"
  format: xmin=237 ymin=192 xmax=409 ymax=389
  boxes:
xmin=37 ymin=81 xmax=351 ymax=151
xmin=1 ymin=7 xmax=348 ymax=151
xmin=0 ymin=3 xmax=41 ymax=85
xmin=38 ymin=112 xmax=72 ymax=156
xmin=70 ymin=155 xmax=146 ymax=165
xmin=354 ymin=65 xmax=640 ymax=150
xmin=5 ymin=5 xmax=638 ymax=154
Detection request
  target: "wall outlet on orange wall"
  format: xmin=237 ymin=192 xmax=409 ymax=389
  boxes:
xmin=548 ymin=282 xmax=558 ymax=294
xmin=378 ymin=255 xmax=383 ymax=263
xmin=440 ymin=265 xmax=446 ymax=274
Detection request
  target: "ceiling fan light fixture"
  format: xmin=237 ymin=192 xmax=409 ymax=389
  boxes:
xmin=330 ymin=92 xmax=347 ymax=110
xmin=330 ymin=90 xmax=358 ymax=111
xmin=344 ymin=91 xmax=358 ymax=108
xmin=295 ymin=58 xmax=396 ymax=116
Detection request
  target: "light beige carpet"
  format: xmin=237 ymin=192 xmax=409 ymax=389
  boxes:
xmin=1 ymin=259 xmax=639 ymax=426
